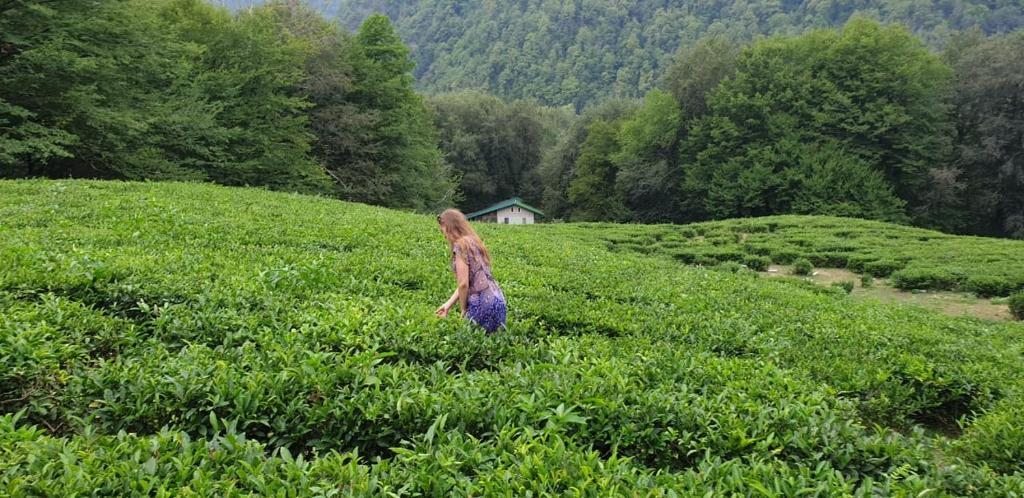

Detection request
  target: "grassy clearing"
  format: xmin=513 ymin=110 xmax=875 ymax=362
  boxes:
xmin=1 ymin=180 xmax=1023 ymax=495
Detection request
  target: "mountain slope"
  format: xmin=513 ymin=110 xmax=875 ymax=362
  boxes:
xmin=218 ymin=0 xmax=1024 ymax=108
xmin=2 ymin=179 xmax=1023 ymax=492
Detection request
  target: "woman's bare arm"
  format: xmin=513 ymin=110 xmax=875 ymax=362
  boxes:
xmin=454 ymin=253 xmax=470 ymax=316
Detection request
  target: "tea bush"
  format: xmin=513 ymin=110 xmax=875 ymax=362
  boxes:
xmin=742 ymin=255 xmax=771 ymax=271
xmin=965 ymin=275 xmax=1016 ymax=298
xmin=1010 ymin=292 xmax=1024 ymax=320
xmin=891 ymin=268 xmax=963 ymax=291
xmin=597 ymin=215 xmax=1024 ymax=296
xmin=2 ymin=180 xmax=1024 ymax=494
xmin=792 ymin=258 xmax=813 ymax=275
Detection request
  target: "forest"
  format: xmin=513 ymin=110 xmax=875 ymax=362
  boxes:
xmin=3 ymin=0 xmax=1023 ymax=238
xmin=332 ymin=0 xmax=1023 ymax=109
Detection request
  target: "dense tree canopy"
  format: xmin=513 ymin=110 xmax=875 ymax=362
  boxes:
xmin=686 ymin=18 xmax=953 ymax=223
xmin=538 ymin=99 xmax=638 ymax=220
xmin=317 ymin=0 xmax=1024 ymax=108
xmin=429 ymin=91 xmax=569 ymax=213
xmin=947 ymin=31 xmax=1024 ymax=238
xmin=539 ymin=18 xmax=1021 ymax=238
xmin=1 ymin=0 xmax=456 ymax=211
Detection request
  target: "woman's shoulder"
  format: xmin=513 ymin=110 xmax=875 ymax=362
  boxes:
xmin=453 ymin=237 xmax=481 ymax=256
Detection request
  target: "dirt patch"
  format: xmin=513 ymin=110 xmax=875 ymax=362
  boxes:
xmin=764 ymin=265 xmax=1014 ymax=322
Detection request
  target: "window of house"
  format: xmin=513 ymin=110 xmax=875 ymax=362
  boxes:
xmin=504 ymin=217 xmax=509 ymax=224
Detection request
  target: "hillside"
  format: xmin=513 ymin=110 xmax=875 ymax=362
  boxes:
xmin=214 ymin=0 xmax=1024 ymax=107
xmin=2 ymin=180 xmax=1024 ymax=494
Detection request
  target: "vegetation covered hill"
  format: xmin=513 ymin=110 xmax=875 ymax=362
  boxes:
xmin=222 ymin=0 xmax=1024 ymax=108
xmin=2 ymin=180 xmax=1023 ymax=494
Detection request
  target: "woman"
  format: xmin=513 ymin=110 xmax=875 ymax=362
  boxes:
xmin=435 ymin=209 xmax=507 ymax=333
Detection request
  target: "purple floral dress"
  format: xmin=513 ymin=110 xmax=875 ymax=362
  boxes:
xmin=452 ymin=240 xmax=506 ymax=333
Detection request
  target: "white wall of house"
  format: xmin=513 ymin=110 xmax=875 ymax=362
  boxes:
xmin=496 ymin=206 xmax=535 ymax=224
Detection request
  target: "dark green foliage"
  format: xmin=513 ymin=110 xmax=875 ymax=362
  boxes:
xmin=567 ymin=121 xmax=629 ymax=222
xmin=792 ymin=258 xmax=813 ymax=276
xmin=612 ymin=90 xmax=684 ymax=223
xmin=833 ymin=281 xmax=855 ymax=294
xmin=964 ymin=276 xmax=1016 ymax=299
xmin=662 ymin=37 xmax=740 ymax=122
xmin=1008 ymin=293 xmax=1024 ymax=320
xmin=318 ymin=0 xmax=1024 ymax=108
xmin=861 ymin=274 xmax=875 ymax=288
xmin=429 ymin=91 xmax=569 ymax=213
xmin=947 ymin=32 xmax=1024 ymax=239
xmin=329 ymin=14 xmax=456 ymax=210
xmin=0 ymin=1 xmax=458 ymax=210
xmin=0 ymin=0 xmax=331 ymax=193
xmin=538 ymin=99 xmax=637 ymax=221
xmin=685 ymin=18 xmax=952 ymax=223
xmin=864 ymin=260 xmax=906 ymax=278
xmin=743 ymin=255 xmax=771 ymax=272
xmin=790 ymin=145 xmax=908 ymax=223
xmin=891 ymin=268 xmax=963 ymax=291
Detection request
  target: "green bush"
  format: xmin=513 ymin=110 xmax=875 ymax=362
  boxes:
xmin=743 ymin=255 xmax=772 ymax=272
xmin=964 ymin=276 xmax=1015 ymax=298
xmin=694 ymin=255 xmax=719 ymax=266
xmin=769 ymin=249 xmax=803 ymax=265
xmin=861 ymin=274 xmax=874 ymax=288
xmin=864 ymin=259 xmax=905 ymax=277
xmin=845 ymin=255 xmax=876 ymax=272
xmin=832 ymin=281 xmax=855 ymax=294
xmin=891 ymin=268 xmax=961 ymax=291
xmin=1010 ymin=293 xmax=1024 ymax=320
xmin=808 ymin=252 xmax=850 ymax=268
xmin=955 ymin=398 xmax=1024 ymax=474
xmin=792 ymin=258 xmax=813 ymax=276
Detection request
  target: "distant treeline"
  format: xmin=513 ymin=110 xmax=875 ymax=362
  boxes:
xmin=535 ymin=19 xmax=1024 ymax=239
xmin=3 ymin=2 xmax=1022 ymax=238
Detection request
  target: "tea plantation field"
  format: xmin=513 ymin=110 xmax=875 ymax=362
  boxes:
xmin=590 ymin=216 xmax=1024 ymax=298
xmin=2 ymin=180 xmax=1023 ymax=496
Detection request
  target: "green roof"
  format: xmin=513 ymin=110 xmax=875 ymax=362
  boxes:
xmin=466 ymin=197 xmax=544 ymax=219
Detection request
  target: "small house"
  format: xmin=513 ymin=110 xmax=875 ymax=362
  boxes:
xmin=466 ymin=197 xmax=543 ymax=224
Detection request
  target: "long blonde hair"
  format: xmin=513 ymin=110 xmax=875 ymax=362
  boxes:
xmin=437 ymin=209 xmax=491 ymax=266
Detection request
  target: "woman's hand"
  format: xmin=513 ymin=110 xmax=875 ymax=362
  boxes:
xmin=435 ymin=302 xmax=452 ymax=318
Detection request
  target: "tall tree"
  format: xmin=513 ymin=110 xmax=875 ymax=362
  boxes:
xmin=331 ymin=14 xmax=457 ymax=210
xmin=0 ymin=0 xmax=217 ymax=180
xmin=429 ymin=91 xmax=567 ymax=213
xmin=165 ymin=0 xmax=330 ymax=193
xmin=661 ymin=36 xmax=740 ymax=122
xmin=1 ymin=0 xmax=332 ymax=194
xmin=568 ymin=120 xmax=629 ymax=222
xmin=947 ymin=31 xmax=1024 ymax=238
xmin=685 ymin=17 xmax=953 ymax=223
xmin=538 ymin=99 xmax=637 ymax=220
xmin=612 ymin=90 xmax=683 ymax=222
